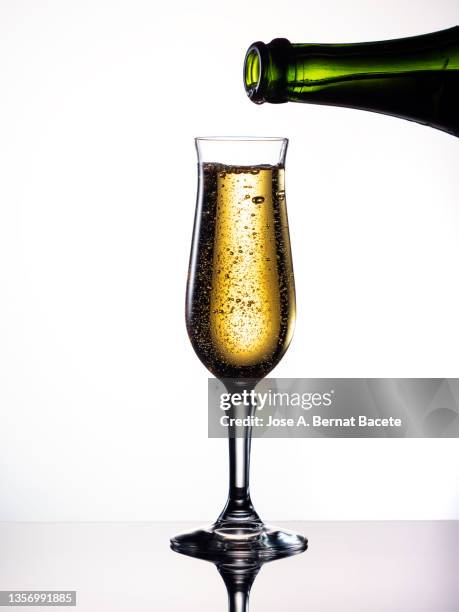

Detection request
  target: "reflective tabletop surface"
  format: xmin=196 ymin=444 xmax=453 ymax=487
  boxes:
xmin=0 ymin=521 xmax=457 ymax=611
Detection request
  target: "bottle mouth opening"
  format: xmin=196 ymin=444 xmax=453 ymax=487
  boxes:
xmin=243 ymin=44 xmax=265 ymax=104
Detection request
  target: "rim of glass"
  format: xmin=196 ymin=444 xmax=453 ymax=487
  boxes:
xmin=195 ymin=136 xmax=287 ymax=142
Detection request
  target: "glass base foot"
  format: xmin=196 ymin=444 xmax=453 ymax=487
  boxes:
xmin=170 ymin=523 xmax=307 ymax=562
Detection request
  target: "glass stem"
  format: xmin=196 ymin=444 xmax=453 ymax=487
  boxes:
xmin=217 ymin=380 xmax=261 ymax=526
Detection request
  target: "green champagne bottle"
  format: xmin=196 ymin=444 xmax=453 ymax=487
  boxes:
xmin=244 ymin=27 xmax=459 ymax=136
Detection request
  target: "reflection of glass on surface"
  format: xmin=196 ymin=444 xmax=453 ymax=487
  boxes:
xmin=1 ymin=522 xmax=457 ymax=610
xmin=171 ymin=529 xmax=305 ymax=612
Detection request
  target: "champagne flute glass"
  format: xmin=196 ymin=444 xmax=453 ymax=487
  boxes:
xmin=171 ymin=137 xmax=307 ymax=559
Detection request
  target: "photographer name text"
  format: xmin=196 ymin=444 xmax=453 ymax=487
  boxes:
xmin=220 ymin=415 xmax=402 ymax=428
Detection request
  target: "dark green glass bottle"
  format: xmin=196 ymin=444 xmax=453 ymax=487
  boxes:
xmin=244 ymin=27 xmax=459 ymax=136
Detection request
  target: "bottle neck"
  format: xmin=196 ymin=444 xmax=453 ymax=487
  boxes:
xmin=244 ymin=26 xmax=459 ymax=104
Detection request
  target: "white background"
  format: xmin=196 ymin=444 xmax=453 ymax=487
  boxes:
xmin=0 ymin=0 xmax=458 ymax=522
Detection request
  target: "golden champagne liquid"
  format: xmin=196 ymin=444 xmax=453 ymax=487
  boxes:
xmin=186 ymin=163 xmax=295 ymax=379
